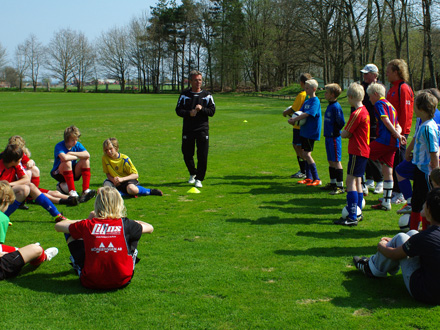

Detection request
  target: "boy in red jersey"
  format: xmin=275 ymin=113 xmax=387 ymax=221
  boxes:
xmin=55 ymin=186 xmax=154 ymax=290
xmin=367 ymin=83 xmax=406 ymax=211
xmin=334 ymin=83 xmax=370 ymax=226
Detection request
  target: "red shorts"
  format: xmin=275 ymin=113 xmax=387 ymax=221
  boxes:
xmin=369 ymin=141 xmax=397 ymax=168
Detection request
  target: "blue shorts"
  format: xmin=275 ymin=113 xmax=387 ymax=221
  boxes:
xmin=292 ymin=128 xmax=301 ymax=146
xmin=347 ymin=154 xmax=368 ymax=177
xmin=325 ymin=136 xmax=342 ymax=162
xmin=395 ymin=159 xmax=415 ymax=180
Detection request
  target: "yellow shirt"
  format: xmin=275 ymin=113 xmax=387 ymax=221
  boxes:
xmin=291 ymin=91 xmax=307 ymax=129
xmin=102 ymin=153 xmax=138 ymax=178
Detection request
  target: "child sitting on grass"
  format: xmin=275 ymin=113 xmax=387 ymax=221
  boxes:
xmin=321 ymin=83 xmax=345 ymax=195
xmin=55 ymin=186 xmax=154 ymax=290
xmin=102 ymin=138 xmax=162 ymax=197
xmin=0 ymin=181 xmax=57 ymax=280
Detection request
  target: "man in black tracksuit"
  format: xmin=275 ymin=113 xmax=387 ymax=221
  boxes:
xmin=175 ymin=71 xmax=216 ymax=188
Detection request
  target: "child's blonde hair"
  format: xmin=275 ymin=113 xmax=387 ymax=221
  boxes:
xmin=430 ymin=168 xmax=440 ymax=188
xmin=103 ymin=138 xmax=119 ymax=152
xmin=8 ymin=135 xmax=31 ymax=157
xmin=347 ymin=82 xmax=365 ymax=102
xmin=0 ymin=181 xmax=15 ymax=212
xmin=64 ymin=125 xmax=81 ymax=143
xmin=94 ymin=186 xmax=126 ymax=219
xmin=305 ymin=79 xmax=318 ymax=90
xmin=366 ymin=83 xmax=386 ymax=98
xmin=415 ymin=91 xmax=437 ymax=119
xmin=325 ymin=83 xmax=342 ymax=98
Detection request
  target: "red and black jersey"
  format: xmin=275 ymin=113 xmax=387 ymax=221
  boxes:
xmin=69 ymin=217 xmax=142 ymax=289
xmin=0 ymin=158 xmax=26 ymax=183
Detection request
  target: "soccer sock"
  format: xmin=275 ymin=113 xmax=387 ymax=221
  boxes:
xmin=81 ymin=168 xmax=91 ymax=192
xmin=30 ymin=248 xmax=46 ymax=266
xmin=357 ymin=192 xmax=364 ymax=210
xmin=298 ymin=157 xmax=306 ymax=174
xmin=329 ymin=167 xmax=336 ymax=185
xmin=63 ymin=170 xmax=76 ymax=192
xmin=31 ymin=176 xmax=40 ymax=188
xmin=0 ymin=244 xmax=17 ymax=253
xmin=398 ymin=178 xmax=412 ymax=201
xmin=421 ymin=216 xmax=429 ymax=230
xmin=383 ymin=180 xmax=393 ymax=205
xmin=336 ymin=169 xmax=344 ymax=188
xmin=35 ymin=194 xmax=61 ymax=217
xmin=5 ymin=200 xmax=22 ymax=217
xmin=409 ymin=212 xmax=421 ymax=230
xmin=305 ymin=162 xmax=312 ymax=180
xmin=406 ymin=197 xmax=412 ymax=206
xmin=347 ymin=191 xmax=358 ymax=220
xmin=137 ymin=186 xmax=151 ymax=196
xmin=309 ymin=163 xmax=319 ymax=181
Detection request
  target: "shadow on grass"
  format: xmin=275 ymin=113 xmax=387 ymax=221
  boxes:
xmin=295 ymin=229 xmax=395 ymax=239
xmin=274 ymin=245 xmax=377 ymax=257
xmin=226 ymin=216 xmax=331 ymax=225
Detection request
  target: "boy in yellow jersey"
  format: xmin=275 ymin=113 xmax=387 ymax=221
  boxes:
xmin=102 ymin=138 xmax=162 ymax=197
xmin=283 ymin=73 xmax=312 ymax=178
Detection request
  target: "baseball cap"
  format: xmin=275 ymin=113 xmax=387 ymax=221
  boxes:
xmin=360 ymin=64 xmax=379 ymax=74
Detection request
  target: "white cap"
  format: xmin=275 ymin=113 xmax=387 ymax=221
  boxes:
xmin=360 ymin=64 xmax=379 ymax=74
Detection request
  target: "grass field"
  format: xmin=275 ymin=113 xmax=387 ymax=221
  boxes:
xmin=0 ymin=91 xmax=439 ymax=329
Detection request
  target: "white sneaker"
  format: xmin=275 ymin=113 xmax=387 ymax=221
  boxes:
xmin=365 ymin=180 xmax=375 ymax=190
xmin=195 ymin=180 xmax=203 ymax=188
xmin=362 ymin=184 xmax=368 ymax=196
xmin=373 ymin=181 xmax=384 ymax=194
xmin=69 ymin=190 xmax=79 ymax=198
xmin=391 ymin=193 xmax=406 ymax=204
xmin=188 ymin=175 xmax=196 ymax=184
xmin=44 ymin=247 xmax=59 ymax=261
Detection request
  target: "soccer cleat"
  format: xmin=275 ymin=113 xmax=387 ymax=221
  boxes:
xmin=291 ymin=171 xmax=306 ymax=179
xmin=330 ymin=187 xmax=345 ymax=195
xmin=67 ymin=196 xmax=79 ymax=206
xmin=44 ymin=247 xmax=59 ymax=261
xmin=307 ymin=180 xmax=322 ymax=186
xmin=18 ymin=203 xmax=29 ymax=210
xmin=333 ymin=217 xmax=358 ymax=227
xmin=320 ymin=183 xmax=335 ymax=191
xmin=79 ymin=189 xmax=96 ymax=203
xmin=362 ymin=184 xmax=368 ymax=196
xmin=373 ymin=181 xmax=384 ymax=194
xmin=397 ymin=204 xmax=412 ymax=215
xmin=69 ymin=190 xmax=79 ymax=198
xmin=188 ymin=175 xmax=196 ymax=184
xmin=391 ymin=193 xmax=406 ymax=205
xmin=353 ymin=256 xmax=376 ymax=278
xmin=150 ymin=189 xmax=163 ymax=196
xmin=298 ymin=178 xmax=312 ymax=185
xmin=54 ymin=213 xmax=68 ymax=223
xmin=8 ymin=222 xmax=12 ymax=226
xmin=365 ymin=180 xmax=375 ymax=190
xmin=371 ymin=202 xmax=391 ymax=211
xmin=357 ymin=213 xmax=364 ymax=222
xmin=195 ymin=180 xmax=203 ymax=188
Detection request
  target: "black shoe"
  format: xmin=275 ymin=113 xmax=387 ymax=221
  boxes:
xmin=79 ymin=189 xmax=96 ymax=203
xmin=353 ymin=256 xmax=376 ymax=278
xmin=320 ymin=183 xmax=336 ymax=191
xmin=18 ymin=203 xmax=29 ymax=210
xmin=150 ymin=189 xmax=163 ymax=196
xmin=333 ymin=217 xmax=358 ymax=226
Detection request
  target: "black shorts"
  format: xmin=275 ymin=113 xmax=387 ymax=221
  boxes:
xmin=104 ymin=179 xmax=139 ymax=195
xmin=68 ymin=240 xmax=85 ymax=273
xmin=0 ymin=250 xmax=25 ymax=280
xmin=51 ymin=162 xmax=81 ymax=182
xmin=300 ymin=137 xmax=315 ymax=152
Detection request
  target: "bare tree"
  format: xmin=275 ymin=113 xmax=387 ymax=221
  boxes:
xmin=98 ymin=26 xmax=131 ymax=92
xmin=23 ymin=34 xmax=45 ymax=92
xmin=0 ymin=42 xmax=7 ymax=70
xmin=72 ymin=32 xmax=95 ymax=92
xmin=46 ymin=29 xmax=78 ymax=92
xmin=15 ymin=44 xmax=28 ymax=91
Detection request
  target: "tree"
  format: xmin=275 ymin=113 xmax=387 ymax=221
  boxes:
xmin=15 ymin=43 xmax=28 ymax=91
xmin=98 ymin=26 xmax=131 ymax=92
xmin=0 ymin=42 xmax=7 ymax=71
xmin=23 ymin=34 xmax=45 ymax=92
xmin=72 ymin=32 xmax=95 ymax=92
xmin=1 ymin=66 xmax=19 ymax=87
xmin=46 ymin=29 xmax=78 ymax=92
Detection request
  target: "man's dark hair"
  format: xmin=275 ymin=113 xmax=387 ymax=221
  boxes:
xmin=1 ymin=144 xmax=23 ymax=164
xmin=426 ymin=188 xmax=440 ymax=224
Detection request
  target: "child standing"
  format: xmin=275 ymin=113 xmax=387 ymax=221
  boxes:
xmin=366 ymin=83 xmax=406 ymax=211
xmin=102 ymin=138 xmax=162 ymax=197
xmin=321 ymin=83 xmax=345 ymax=194
xmin=288 ymin=79 xmax=322 ymax=186
xmin=334 ymin=83 xmax=370 ymax=226
xmin=283 ymin=73 xmax=312 ymax=179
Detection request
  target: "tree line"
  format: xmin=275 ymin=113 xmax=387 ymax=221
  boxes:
xmin=0 ymin=0 xmax=439 ymax=93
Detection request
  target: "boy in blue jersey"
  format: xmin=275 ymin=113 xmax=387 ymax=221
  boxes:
xmin=288 ymin=79 xmax=322 ymax=186
xmin=51 ymin=125 xmax=96 ymax=203
xmin=366 ymin=83 xmax=406 ymax=211
xmin=396 ymin=91 xmax=439 ymax=230
xmin=321 ymin=83 xmax=345 ymax=194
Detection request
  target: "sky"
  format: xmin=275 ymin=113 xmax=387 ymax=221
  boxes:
xmin=0 ymin=0 xmax=160 ymax=64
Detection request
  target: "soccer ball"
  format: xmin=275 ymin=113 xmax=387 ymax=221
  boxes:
xmin=291 ymin=111 xmax=307 ymax=127
xmin=56 ymin=182 xmax=69 ymax=195
xmin=398 ymin=214 xmax=411 ymax=232
xmin=341 ymin=205 xmax=362 ymax=219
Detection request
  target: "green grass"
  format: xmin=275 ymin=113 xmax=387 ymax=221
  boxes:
xmin=0 ymin=92 xmax=438 ymax=329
